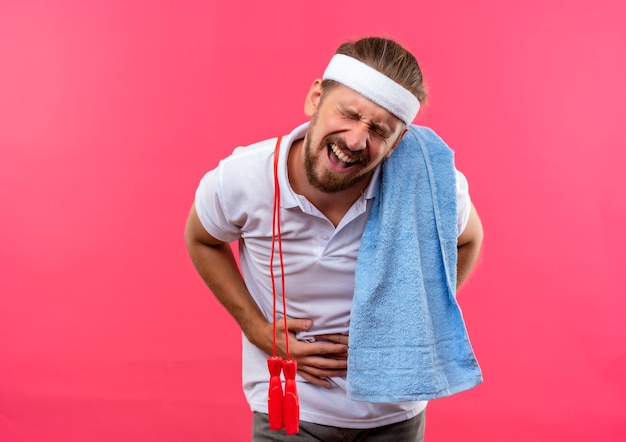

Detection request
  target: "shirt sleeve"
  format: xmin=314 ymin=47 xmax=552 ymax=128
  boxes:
xmin=456 ymin=170 xmax=472 ymax=236
xmin=194 ymin=167 xmax=242 ymax=243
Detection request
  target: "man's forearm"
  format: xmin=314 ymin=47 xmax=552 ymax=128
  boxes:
xmin=457 ymin=239 xmax=482 ymax=288
xmin=456 ymin=204 xmax=484 ymax=289
xmin=187 ymin=240 xmax=270 ymax=347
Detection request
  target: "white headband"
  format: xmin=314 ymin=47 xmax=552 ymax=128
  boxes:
xmin=322 ymin=54 xmax=420 ymax=126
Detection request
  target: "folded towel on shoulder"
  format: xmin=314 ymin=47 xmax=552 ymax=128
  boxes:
xmin=347 ymin=125 xmax=482 ymax=402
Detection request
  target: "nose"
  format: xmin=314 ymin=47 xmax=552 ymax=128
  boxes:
xmin=344 ymin=123 xmax=369 ymax=152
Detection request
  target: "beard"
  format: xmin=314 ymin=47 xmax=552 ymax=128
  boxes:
xmin=303 ymin=132 xmax=372 ymax=194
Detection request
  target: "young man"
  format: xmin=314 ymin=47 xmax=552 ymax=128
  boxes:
xmin=185 ymin=37 xmax=483 ymax=441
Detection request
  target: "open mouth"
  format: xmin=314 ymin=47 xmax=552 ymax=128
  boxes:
xmin=328 ymin=143 xmax=358 ymax=169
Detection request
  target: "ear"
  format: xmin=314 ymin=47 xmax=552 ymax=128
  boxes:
xmin=385 ymin=126 xmax=409 ymax=159
xmin=304 ymin=79 xmax=323 ymax=117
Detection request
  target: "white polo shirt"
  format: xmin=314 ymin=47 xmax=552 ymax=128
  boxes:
xmin=195 ymin=122 xmax=471 ymax=428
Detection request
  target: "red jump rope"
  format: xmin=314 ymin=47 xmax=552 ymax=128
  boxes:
xmin=267 ymin=136 xmax=300 ymax=435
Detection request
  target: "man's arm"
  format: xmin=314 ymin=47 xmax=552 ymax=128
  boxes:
xmin=457 ymin=203 xmax=483 ymax=289
xmin=184 ymin=203 xmax=348 ymax=387
xmin=185 ymin=203 xmax=269 ymax=341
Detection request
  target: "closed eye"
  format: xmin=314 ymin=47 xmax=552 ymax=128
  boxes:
xmin=339 ymin=108 xmax=392 ymax=139
xmin=370 ymin=124 xmax=392 ymax=139
xmin=340 ymin=109 xmax=361 ymax=121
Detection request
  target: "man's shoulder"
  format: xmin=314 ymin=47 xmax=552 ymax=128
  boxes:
xmin=221 ymin=136 xmax=277 ymax=164
xmin=219 ymin=122 xmax=308 ymax=171
xmin=211 ymin=137 xmax=276 ymax=185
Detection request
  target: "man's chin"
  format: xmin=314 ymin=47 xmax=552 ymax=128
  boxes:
xmin=307 ymin=172 xmax=368 ymax=194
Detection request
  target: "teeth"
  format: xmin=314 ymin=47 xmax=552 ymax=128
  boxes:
xmin=330 ymin=144 xmax=356 ymax=164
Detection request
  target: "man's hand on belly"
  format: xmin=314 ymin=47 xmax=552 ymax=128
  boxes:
xmin=255 ymin=318 xmax=349 ymax=389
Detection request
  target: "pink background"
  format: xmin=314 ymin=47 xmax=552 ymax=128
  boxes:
xmin=1 ymin=1 xmax=625 ymax=440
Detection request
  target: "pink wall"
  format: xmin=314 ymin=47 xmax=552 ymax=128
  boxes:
xmin=1 ymin=1 xmax=625 ymax=440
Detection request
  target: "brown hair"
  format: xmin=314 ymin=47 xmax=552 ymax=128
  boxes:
xmin=322 ymin=37 xmax=427 ymax=104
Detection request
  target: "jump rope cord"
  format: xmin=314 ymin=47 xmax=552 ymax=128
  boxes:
xmin=271 ymin=136 xmax=290 ymax=359
xmin=267 ymin=136 xmax=300 ymax=435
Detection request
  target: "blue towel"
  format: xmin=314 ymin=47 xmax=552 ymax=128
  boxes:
xmin=347 ymin=125 xmax=482 ymax=402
